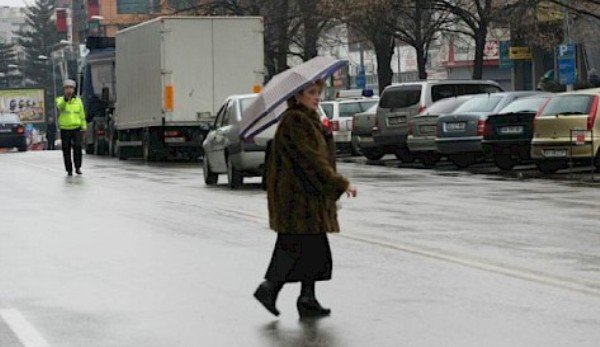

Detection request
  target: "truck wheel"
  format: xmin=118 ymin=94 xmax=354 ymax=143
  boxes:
xmin=363 ymin=148 xmax=385 ymax=161
xmin=143 ymin=130 xmax=163 ymax=162
xmin=449 ymin=154 xmax=476 ymax=169
xmin=86 ymin=144 xmax=95 ymax=155
xmin=227 ymin=156 xmax=243 ymax=189
xmin=203 ymin=157 xmax=218 ymax=185
xmin=495 ymin=155 xmax=517 ymax=171
xmin=537 ymin=160 xmax=565 ymax=174
xmin=117 ymin=144 xmax=128 ymax=160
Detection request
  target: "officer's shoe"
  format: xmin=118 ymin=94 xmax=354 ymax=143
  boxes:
xmin=76 ymin=169 xmax=82 ymax=175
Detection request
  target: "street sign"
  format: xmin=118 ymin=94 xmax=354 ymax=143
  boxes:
xmin=509 ymin=47 xmax=532 ymax=60
xmin=557 ymin=44 xmax=575 ymax=86
xmin=356 ymin=66 xmax=366 ymax=89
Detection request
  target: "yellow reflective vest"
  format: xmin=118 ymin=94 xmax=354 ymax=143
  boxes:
xmin=56 ymin=96 xmax=87 ymax=131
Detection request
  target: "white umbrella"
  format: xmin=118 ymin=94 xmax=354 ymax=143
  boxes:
xmin=239 ymin=56 xmax=347 ymax=139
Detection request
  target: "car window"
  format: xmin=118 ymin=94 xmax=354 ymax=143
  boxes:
xmin=222 ymin=101 xmax=235 ymax=126
xmin=453 ymin=95 xmax=504 ymax=113
xmin=321 ymin=103 xmax=334 ymax=119
xmin=363 ymin=104 xmax=378 ymax=114
xmin=499 ymin=97 xmax=549 ymax=114
xmin=422 ymin=97 xmax=467 ymax=115
xmin=339 ymin=102 xmax=363 ymax=118
xmin=541 ymin=95 xmax=595 ymax=117
xmin=431 ymin=85 xmax=456 ymax=101
xmin=214 ymin=102 xmax=227 ymax=128
xmin=380 ymin=85 xmax=422 ymax=109
xmin=239 ymin=96 xmax=257 ymax=119
xmin=0 ymin=114 xmax=20 ymax=123
xmin=432 ymin=84 xmax=502 ymax=102
xmin=359 ymin=101 xmax=378 ymax=111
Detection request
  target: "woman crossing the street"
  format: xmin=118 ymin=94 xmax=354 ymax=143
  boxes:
xmin=253 ymin=80 xmax=358 ymax=318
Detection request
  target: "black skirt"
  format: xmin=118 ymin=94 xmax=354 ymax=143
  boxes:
xmin=265 ymin=233 xmax=332 ymax=283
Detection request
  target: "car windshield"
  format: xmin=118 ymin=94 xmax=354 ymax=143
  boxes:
xmin=421 ymin=97 xmax=468 ymax=115
xmin=379 ymin=85 xmax=421 ymax=109
xmin=364 ymin=103 xmax=378 ymax=113
xmin=452 ymin=95 xmax=503 ymax=113
xmin=0 ymin=114 xmax=20 ymax=123
xmin=239 ymin=96 xmax=257 ymax=117
xmin=541 ymin=95 xmax=595 ymax=117
xmin=499 ymin=97 xmax=549 ymax=114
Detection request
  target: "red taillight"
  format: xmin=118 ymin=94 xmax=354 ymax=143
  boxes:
xmin=16 ymin=126 xmax=24 ymax=135
xmin=332 ymin=120 xmax=340 ymax=132
xmin=534 ymin=98 xmax=551 ymax=134
xmin=96 ymin=130 xmax=105 ymax=136
xmin=477 ymin=119 xmax=486 ymax=137
xmin=418 ymin=105 xmax=426 ymax=114
xmin=483 ymin=120 xmax=493 ymax=138
xmin=587 ymin=96 xmax=599 ymax=131
xmin=407 ymin=121 xmax=413 ymax=136
xmin=322 ymin=118 xmax=331 ymax=131
xmin=164 ymin=130 xmax=180 ymax=137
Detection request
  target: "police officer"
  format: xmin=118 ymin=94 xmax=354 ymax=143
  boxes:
xmin=56 ymin=79 xmax=87 ymax=176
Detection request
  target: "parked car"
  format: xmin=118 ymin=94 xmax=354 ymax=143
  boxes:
xmin=0 ymin=113 xmax=27 ymax=152
xmin=321 ymin=98 xmax=378 ymax=154
xmin=203 ymin=94 xmax=328 ymax=188
xmin=407 ymin=95 xmax=475 ymax=166
xmin=436 ymin=91 xmax=545 ymax=168
xmin=352 ymin=104 xmax=383 ymax=160
xmin=374 ymin=80 xmax=503 ymax=163
xmin=482 ymin=95 xmax=552 ymax=170
xmin=531 ymin=89 xmax=600 ymax=173
xmin=203 ymin=94 xmax=263 ymax=188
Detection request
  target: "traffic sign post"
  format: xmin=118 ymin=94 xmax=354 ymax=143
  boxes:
xmin=557 ymin=44 xmax=576 ymax=90
xmin=356 ymin=66 xmax=366 ymax=90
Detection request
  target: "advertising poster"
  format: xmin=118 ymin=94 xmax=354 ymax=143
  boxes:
xmin=0 ymin=88 xmax=46 ymax=123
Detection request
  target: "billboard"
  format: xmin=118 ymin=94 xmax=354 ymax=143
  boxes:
xmin=0 ymin=89 xmax=46 ymax=123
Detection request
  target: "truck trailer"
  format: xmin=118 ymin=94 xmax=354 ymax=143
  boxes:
xmin=113 ymin=16 xmax=264 ymax=161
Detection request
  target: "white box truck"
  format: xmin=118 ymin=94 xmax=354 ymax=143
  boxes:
xmin=114 ymin=16 xmax=264 ymax=161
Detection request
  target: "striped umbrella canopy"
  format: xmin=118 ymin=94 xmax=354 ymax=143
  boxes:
xmin=239 ymin=56 xmax=347 ymax=139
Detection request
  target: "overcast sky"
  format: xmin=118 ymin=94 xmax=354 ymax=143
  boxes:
xmin=0 ymin=0 xmax=30 ymax=7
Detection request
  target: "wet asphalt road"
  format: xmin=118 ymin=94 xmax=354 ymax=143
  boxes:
xmin=0 ymin=151 xmax=599 ymax=346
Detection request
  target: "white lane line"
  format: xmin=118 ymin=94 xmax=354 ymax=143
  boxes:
xmin=0 ymin=309 xmax=50 ymax=347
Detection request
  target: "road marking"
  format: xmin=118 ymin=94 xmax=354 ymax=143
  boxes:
xmin=0 ymin=309 xmax=50 ymax=347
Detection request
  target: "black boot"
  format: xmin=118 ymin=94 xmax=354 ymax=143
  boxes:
xmin=254 ymin=281 xmax=282 ymax=316
xmin=297 ymin=281 xmax=331 ymax=318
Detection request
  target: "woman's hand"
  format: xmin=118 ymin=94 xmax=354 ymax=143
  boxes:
xmin=345 ymin=184 xmax=357 ymax=198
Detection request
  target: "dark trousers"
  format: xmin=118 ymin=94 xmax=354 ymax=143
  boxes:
xmin=265 ymin=234 xmax=332 ymax=283
xmin=61 ymin=129 xmax=82 ymax=173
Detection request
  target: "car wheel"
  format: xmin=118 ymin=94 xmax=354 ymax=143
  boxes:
xmin=395 ymin=149 xmax=415 ymax=163
xmin=227 ymin=156 xmax=243 ymax=189
xmin=536 ymin=160 xmax=565 ymax=174
xmin=203 ymin=156 xmax=219 ymax=185
xmin=17 ymin=145 xmax=27 ymax=152
xmin=363 ymin=149 xmax=385 ymax=161
xmin=420 ymin=153 xmax=440 ymax=168
xmin=351 ymin=141 xmax=362 ymax=156
xmin=449 ymin=154 xmax=476 ymax=169
xmin=494 ymin=154 xmax=517 ymax=171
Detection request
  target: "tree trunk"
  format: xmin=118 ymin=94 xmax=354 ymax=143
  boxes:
xmin=472 ymin=25 xmax=488 ymax=80
xmin=415 ymin=45 xmax=428 ymax=80
xmin=372 ymin=34 xmax=395 ymax=94
xmin=275 ymin=0 xmax=290 ymax=73
xmin=300 ymin=0 xmax=320 ymax=61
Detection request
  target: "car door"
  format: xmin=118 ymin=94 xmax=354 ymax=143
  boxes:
xmin=205 ymin=101 xmax=228 ymax=172
xmin=212 ymin=100 xmax=237 ymax=172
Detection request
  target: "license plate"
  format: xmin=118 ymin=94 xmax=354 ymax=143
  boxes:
xmin=387 ymin=116 xmax=406 ymax=126
xmin=499 ymin=126 xmax=524 ymax=134
xmin=543 ymin=149 xmax=567 ymax=158
xmin=445 ymin=122 xmax=466 ymax=131
xmin=419 ymin=125 xmax=436 ymax=133
xmin=165 ymin=137 xmax=186 ymax=144
xmin=358 ymin=136 xmax=373 ymax=144
xmin=0 ymin=129 xmax=11 ymax=133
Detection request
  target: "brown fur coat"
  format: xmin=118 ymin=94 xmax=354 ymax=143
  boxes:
xmin=266 ymin=104 xmax=349 ymax=234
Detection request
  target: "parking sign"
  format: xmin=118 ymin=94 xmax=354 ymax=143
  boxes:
xmin=557 ymin=44 xmax=576 ymax=85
